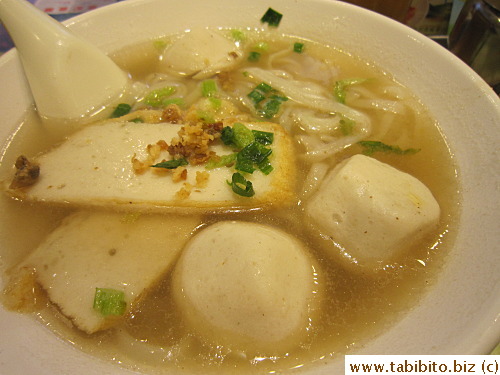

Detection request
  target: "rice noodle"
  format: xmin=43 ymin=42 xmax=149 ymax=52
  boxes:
xmin=370 ymin=112 xmax=396 ymax=140
xmin=288 ymin=108 xmax=341 ymax=134
xmin=267 ymin=49 xmax=339 ymax=84
xmin=244 ymin=67 xmax=371 ymax=130
xmin=350 ymin=99 xmax=407 ymax=115
xmin=383 ymin=85 xmax=409 ymax=100
xmin=239 ymin=67 xmax=372 ymax=162
xmin=297 ymin=133 xmax=362 ymax=162
xmin=301 ymin=162 xmax=330 ymax=198
xmin=266 ymin=48 xmax=293 ymax=70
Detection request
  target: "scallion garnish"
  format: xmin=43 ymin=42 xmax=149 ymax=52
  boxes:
xmin=221 ymin=126 xmax=235 ymax=145
xmin=205 ymin=153 xmax=237 ymax=169
xmin=334 ymin=78 xmax=368 ymax=104
xmin=358 ymin=141 xmax=420 ymax=156
xmin=247 ymin=83 xmax=288 ymax=119
xmin=235 ymin=142 xmax=272 ymax=173
xmin=257 ymin=157 xmax=274 ymax=175
xmin=201 ymin=79 xmax=218 ymax=97
xmin=248 ymin=89 xmax=266 ymax=105
xmin=229 ymin=172 xmax=255 ymax=197
xmin=208 ymin=97 xmax=222 ymax=110
xmin=256 ymin=82 xmax=274 ymax=93
xmin=252 ymin=130 xmax=274 ymax=145
xmin=216 ymin=123 xmax=275 ymax=196
xmin=339 ymin=115 xmax=355 ymax=136
xmin=151 ymin=158 xmax=188 ymax=169
xmin=235 ymin=155 xmax=256 ymax=174
xmin=223 ymin=122 xmax=255 ymax=149
xmin=144 ymin=86 xmax=177 ymax=107
xmin=93 ymin=288 xmax=126 ymax=317
xmin=258 ymin=96 xmax=288 ymax=119
xmin=254 ymin=41 xmax=269 ymax=51
xmin=231 ymin=29 xmax=246 ymax=42
xmin=293 ymin=42 xmax=305 ymax=53
xmin=248 ymin=51 xmax=261 ymax=62
xmin=162 ymin=97 xmax=185 ymax=108
xmin=197 ymin=110 xmax=215 ymax=124
xmin=110 ymin=103 xmax=132 ymax=118
xmin=222 ymin=123 xmax=275 ymax=149
xmin=153 ymin=39 xmax=168 ymax=51
xmin=260 ymin=8 xmax=283 ymax=27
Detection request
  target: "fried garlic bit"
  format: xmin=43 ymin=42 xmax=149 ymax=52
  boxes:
xmin=195 ymin=171 xmax=210 ymax=189
xmin=9 ymin=155 xmax=40 ymax=189
xmin=167 ymin=122 xmax=222 ymax=165
xmin=172 ymin=166 xmax=188 ymax=183
xmin=161 ymin=104 xmax=184 ymax=124
xmin=176 ymin=182 xmax=193 ymax=200
xmin=131 ymin=140 xmax=168 ymax=174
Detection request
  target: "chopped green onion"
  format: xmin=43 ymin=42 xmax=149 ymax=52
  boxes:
xmin=219 ymin=124 xmax=274 ymax=175
xmin=162 ymin=98 xmax=185 ymax=107
xmin=144 ymin=86 xmax=177 ymax=107
xmin=248 ymin=51 xmax=261 ymax=62
xmin=201 ymin=79 xmax=218 ymax=97
xmin=257 ymin=157 xmax=274 ymax=175
xmin=260 ymin=7 xmax=283 ymax=27
xmin=231 ymin=123 xmax=255 ymax=149
xmin=152 ymin=39 xmax=168 ymax=51
xmin=247 ymin=83 xmax=288 ymax=119
xmin=339 ymin=115 xmax=355 ymax=136
xmin=110 ymin=103 xmax=132 ymax=118
xmin=254 ymin=41 xmax=269 ymax=51
xmin=221 ymin=126 xmax=235 ymax=145
xmin=231 ymin=29 xmax=246 ymax=42
xmin=239 ymin=142 xmax=272 ymax=164
xmin=235 ymin=155 xmax=256 ymax=174
xmin=248 ymin=89 xmax=266 ymax=105
xmin=93 ymin=288 xmax=126 ymax=317
xmin=293 ymin=42 xmax=305 ymax=53
xmin=196 ymin=110 xmax=215 ymax=124
xmin=256 ymin=82 xmax=273 ymax=93
xmin=252 ymin=130 xmax=274 ymax=145
xmin=130 ymin=117 xmax=144 ymax=123
xmin=208 ymin=97 xmax=222 ymax=111
xmin=151 ymin=158 xmax=188 ymax=169
xmin=236 ymin=142 xmax=272 ymax=174
xmin=259 ymin=97 xmax=287 ymax=119
xmin=358 ymin=141 xmax=421 ymax=156
xmin=229 ymin=172 xmax=255 ymax=197
xmin=205 ymin=153 xmax=237 ymax=169
xmin=333 ymin=78 xmax=368 ymax=104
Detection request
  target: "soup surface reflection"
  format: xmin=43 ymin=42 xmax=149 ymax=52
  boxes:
xmin=0 ymin=29 xmax=460 ymax=374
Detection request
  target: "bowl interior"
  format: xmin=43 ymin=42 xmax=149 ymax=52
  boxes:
xmin=0 ymin=0 xmax=499 ymax=373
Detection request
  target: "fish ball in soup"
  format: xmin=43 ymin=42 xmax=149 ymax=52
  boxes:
xmin=172 ymin=221 xmax=321 ymax=353
xmin=306 ymin=154 xmax=441 ymax=269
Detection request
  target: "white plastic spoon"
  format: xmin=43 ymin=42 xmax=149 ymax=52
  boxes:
xmin=0 ymin=0 xmax=129 ymax=122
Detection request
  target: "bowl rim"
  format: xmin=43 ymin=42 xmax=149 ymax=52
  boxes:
xmin=0 ymin=0 xmax=499 ymax=374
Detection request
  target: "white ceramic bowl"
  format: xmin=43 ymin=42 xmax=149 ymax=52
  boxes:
xmin=0 ymin=0 xmax=499 ymax=374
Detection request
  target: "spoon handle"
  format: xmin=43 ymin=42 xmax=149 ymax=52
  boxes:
xmin=0 ymin=0 xmax=128 ymax=121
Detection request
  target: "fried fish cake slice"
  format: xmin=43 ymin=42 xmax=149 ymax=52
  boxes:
xmin=7 ymin=116 xmax=296 ymax=212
